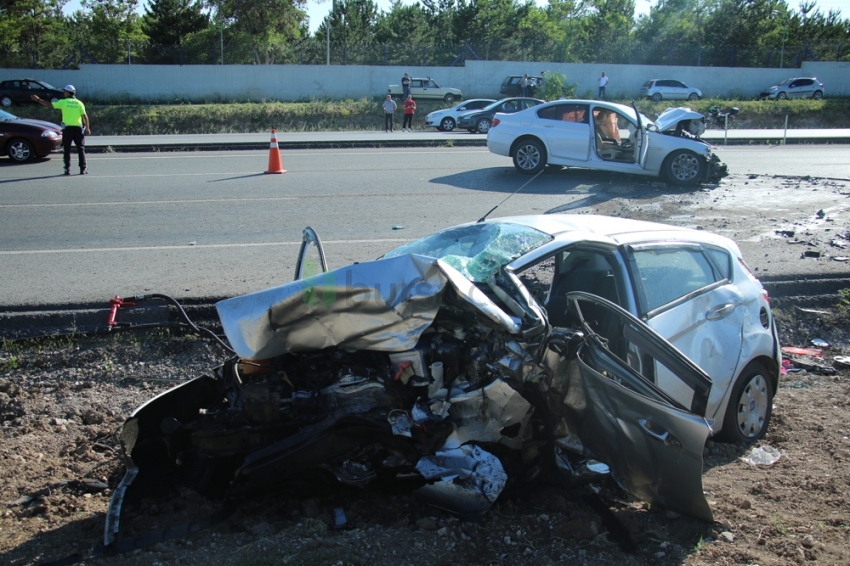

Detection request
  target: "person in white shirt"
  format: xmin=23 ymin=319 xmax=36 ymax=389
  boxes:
xmin=598 ymin=72 xmax=609 ymax=100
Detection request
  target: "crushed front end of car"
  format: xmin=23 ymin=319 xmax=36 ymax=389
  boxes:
xmin=654 ymin=107 xmax=728 ymax=180
xmin=106 ymin=226 xmax=716 ymax=548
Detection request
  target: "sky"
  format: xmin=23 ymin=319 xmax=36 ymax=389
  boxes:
xmin=62 ymin=0 xmax=846 ymax=35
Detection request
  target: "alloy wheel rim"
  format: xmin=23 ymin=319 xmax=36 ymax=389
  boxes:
xmin=10 ymin=142 xmax=30 ymax=161
xmin=517 ymin=145 xmax=540 ymax=170
xmin=736 ymin=374 xmax=769 ymax=437
xmin=671 ymin=153 xmax=700 ymax=181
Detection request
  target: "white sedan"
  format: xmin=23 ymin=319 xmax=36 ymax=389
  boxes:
xmin=424 ymin=98 xmax=496 ymax=131
xmin=487 ymin=99 xmax=727 ymax=185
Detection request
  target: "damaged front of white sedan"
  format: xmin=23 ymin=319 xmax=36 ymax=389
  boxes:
xmin=105 ymin=219 xmax=728 ymax=552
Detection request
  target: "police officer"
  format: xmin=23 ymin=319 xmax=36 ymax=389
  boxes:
xmin=31 ymin=85 xmax=90 ymax=175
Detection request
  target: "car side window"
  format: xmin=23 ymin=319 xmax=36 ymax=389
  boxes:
xmin=539 ymin=103 xmax=589 ymax=123
xmin=704 ymin=246 xmax=732 ymax=281
xmin=800 ymin=79 xmax=813 ymax=86
xmin=424 ymin=80 xmax=436 ymax=88
xmin=789 ymin=80 xmax=800 ymax=88
xmin=672 ymin=81 xmax=686 ymax=88
xmin=631 ymin=248 xmax=717 ymax=313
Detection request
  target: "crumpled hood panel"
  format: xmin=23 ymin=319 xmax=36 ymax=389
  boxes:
xmin=654 ymin=107 xmax=705 ymax=132
xmin=217 ymin=254 xmax=520 ymax=360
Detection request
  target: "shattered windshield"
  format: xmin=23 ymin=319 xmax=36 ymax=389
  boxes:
xmin=383 ymin=223 xmax=552 ymax=282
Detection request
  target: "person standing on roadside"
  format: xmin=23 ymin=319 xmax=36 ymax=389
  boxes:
xmin=401 ymin=73 xmax=411 ymax=99
xmin=520 ymin=74 xmax=529 ymax=97
xmin=598 ymin=72 xmax=609 ymax=100
xmin=402 ymin=95 xmax=416 ymax=132
xmin=31 ymin=85 xmax=90 ymax=175
xmin=382 ymin=93 xmax=397 ymax=132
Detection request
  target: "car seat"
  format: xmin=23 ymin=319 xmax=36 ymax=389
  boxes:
xmin=595 ymin=131 xmax=623 ymax=161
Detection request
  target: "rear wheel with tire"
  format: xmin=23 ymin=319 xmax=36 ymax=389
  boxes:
xmin=719 ymin=362 xmax=773 ymax=443
xmin=812 ymin=90 xmax=823 ymax=100
xmin=664 ymin=149 xmax=704 ymax=185
xmin=440 ymin=117 xmax=455 ymax=131
xmin=651 ymin=92 xmax=663 ymax=102
xmin=7 ymin=138 xmax=35 ymax=162
xmin=0 ymin=96 xmax=12 ymax=107
xmin=475 ymin=118 xmax=491 ymax=134
xmin=687 ymin=92 xmax=700 ymax=101
xmin=443 ymin=93 xmax=456 ymax=103
xmin=512 ymin=139 xmax=546 ymax=175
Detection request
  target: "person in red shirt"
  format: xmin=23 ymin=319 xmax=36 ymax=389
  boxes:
xmin=402 ymin=95 xmax=416 ymax=132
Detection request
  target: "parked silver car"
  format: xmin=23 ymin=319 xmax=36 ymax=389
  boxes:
xmin=487 ymin=99 xmax=726 ymax=185
xmin=387 ymin=77 xmax=462 ymax=103
xmin=640 ymin=79 xmax=702 ymax=101
xmin=759 ymin=77 xmax=824 ymax=100
xmin=108 ymin=214 xmax=779 ymax=544
xmin=424 ymin=98 xmax=496 ymax=131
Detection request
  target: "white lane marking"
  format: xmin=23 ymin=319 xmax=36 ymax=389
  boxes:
xmin=84 ymin=149 xmax=489 ymax=160
xmin=0 ymin=239 xmax=411 ymax=256
xmin=0 ymin=197 xmax=297 ymax=208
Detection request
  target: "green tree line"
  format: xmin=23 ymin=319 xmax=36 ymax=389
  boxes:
xmin=1 ymin=0 xmax=848 ymax=68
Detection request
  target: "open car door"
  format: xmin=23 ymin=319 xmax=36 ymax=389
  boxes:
xmin=631 ymin=101 xmax=651 ymax=169
xmin=564 ymin=291 xmax=714 ymax=522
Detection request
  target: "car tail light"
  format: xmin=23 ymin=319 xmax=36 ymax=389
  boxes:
xmin=491 ymin=118 xmax=500 ymax=128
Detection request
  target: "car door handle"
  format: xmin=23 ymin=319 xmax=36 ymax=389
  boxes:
xmin=543 ymin=124 xmax=554 ymax=128
xmin=638 ymin=419 xmax=669 ymax=442
xmin=706 ymin=303 xmax=738 ymax=320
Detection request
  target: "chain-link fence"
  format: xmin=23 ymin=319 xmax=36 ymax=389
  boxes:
xmin=2 ymin=36 xmax=847 ymax=69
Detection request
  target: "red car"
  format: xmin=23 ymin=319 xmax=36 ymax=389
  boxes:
xmin=0 ymin=109 xmax=62 ymax=162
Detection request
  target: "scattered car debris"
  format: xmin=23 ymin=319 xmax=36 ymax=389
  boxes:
xmin=811 ymin=338 xmax=830 ymax=348
xmin=741 ymin=446 xmax=782 ymax=467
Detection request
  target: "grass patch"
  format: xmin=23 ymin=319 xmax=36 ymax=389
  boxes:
xmin=636 ymin=98 xmax=850 ymax=129
xmin=9 ymin=97 xmax=849 ymax=135
xmin=11 ymin=97 xmax=463 ymax=136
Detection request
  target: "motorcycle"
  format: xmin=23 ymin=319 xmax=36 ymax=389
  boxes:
xmin=706 ymin=105 xmax=740 ymax=129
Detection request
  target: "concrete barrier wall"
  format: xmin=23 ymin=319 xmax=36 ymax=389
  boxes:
xmin=2 ymin=60 xmax=846 ymax=102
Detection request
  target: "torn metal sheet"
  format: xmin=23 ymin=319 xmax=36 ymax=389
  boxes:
xmin=217 ymin=254 xmax=520 ymax=360
xmin=414 ymin=445 xmax=508 ymax=514
xmin=443 ymin=379 xmax=533 ymax=450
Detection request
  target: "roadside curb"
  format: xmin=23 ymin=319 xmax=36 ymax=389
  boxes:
xmin=3 ymin=274 xmax=849 ymax=341
xmin=82 ymin=133 xmax=850 ymax=154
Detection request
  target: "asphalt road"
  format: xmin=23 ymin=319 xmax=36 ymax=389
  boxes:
xmin=1 ymin=145 xmax=848 ymax=309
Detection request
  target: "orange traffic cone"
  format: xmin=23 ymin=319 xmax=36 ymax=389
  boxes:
xmin=264 ymin=129 xmax=286 ymax=174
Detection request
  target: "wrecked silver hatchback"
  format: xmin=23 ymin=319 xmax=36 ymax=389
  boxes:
xmin=107 ymin=223 xmax=716 ymax=547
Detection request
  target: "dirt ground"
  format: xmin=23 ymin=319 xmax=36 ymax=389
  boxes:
xmin=3 ymin=172 xmax=850 ymax=566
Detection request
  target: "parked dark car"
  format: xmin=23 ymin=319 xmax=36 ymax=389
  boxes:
xmin=0 ymin=109 xmax=62 ymax=162
xmin=500 ymin=75 xmax=544 ymax=98
xmin=0 ymin=79 xmax=65 ymax=107
xmin=457 ymin=97 xmax=545 ymax=134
